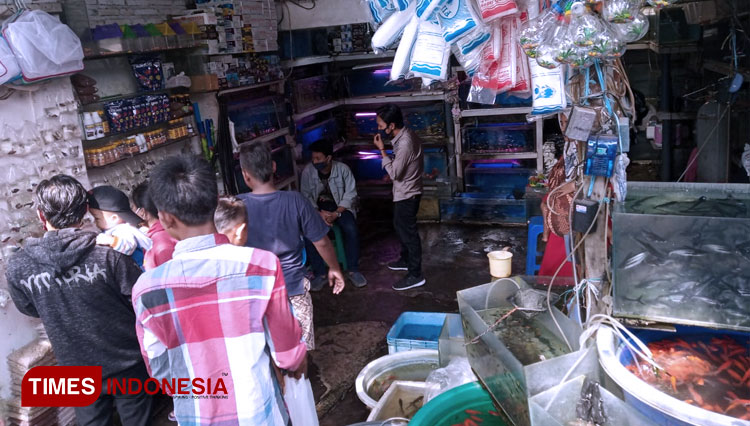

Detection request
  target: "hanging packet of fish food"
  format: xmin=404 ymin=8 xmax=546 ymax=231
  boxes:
xmin=390 ymin=16 xmax=420 ymax=80
xmin=365 ymin=0 xmax=396 ymax=28
xmin=477 ymin=0 xmax=518 ymax=23
xmin=529 ymin=59 xmax=566 ymax=115
xmin=371 ymin=1 xmax=417 ymax=52
xmin=409 ymin=19 xmax=451 ymax=80
xmin=436 ymin=0 xmax=480 ymax=43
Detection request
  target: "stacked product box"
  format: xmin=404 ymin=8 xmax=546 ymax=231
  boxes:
xmin=206 ymin=54 xmax=283 ymax=88
xmin=189 ymin=0 xmax=278 ymax=54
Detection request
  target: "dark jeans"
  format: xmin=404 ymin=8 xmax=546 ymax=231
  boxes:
xmin=393 ymin=195 xmax=422 ymax=278
xmin=306 ymin=210 xmax=360 ymax=275
xmin=75 ymin=363 xmax=154 ymax=426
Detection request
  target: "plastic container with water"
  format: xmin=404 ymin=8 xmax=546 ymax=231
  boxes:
xmin=387 ymin=312 xmax=446 ymax=353
xmin=457 ymin=277 xmax=584 ymax=426
xmin=612 ymin=182 xmax=750 ymax=332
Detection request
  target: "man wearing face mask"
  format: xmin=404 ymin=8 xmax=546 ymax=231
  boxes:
xmin=300 ymin=139 xmax=367 ymax=289
xmin=373 ymin=104 xmax=425 ymax=291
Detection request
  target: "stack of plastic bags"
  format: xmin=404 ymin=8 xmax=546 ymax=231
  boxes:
xmin=367 ymin=0 xmax=534 ymax=103
xmin=1 ymin=10 xmax=84 ymax=85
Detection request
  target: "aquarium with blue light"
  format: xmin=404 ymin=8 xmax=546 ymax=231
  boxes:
xmin=463 ymin=163 xmax=532 ymax=198
xmin=227 ymin=96 xmax=286 ymax=143
xmin=345 ymin=67 xmax=420 ymax=98
xmin=297 ymin=118 xmax=339 ymax=160
xmin=462 ymin=122 xmax=533 ymax=153
xmin=341 ymin=147 xmax=448 ymax=183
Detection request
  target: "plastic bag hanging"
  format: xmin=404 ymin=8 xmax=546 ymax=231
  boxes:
xmin=477 ymin=0 xmax=519 ymax=23
xmin=2 ymin=10 xmax=84 ymax=83
xmin=0 ymin=36 xmax=21 ymax=85
xmin=365 ymin=0 xmax=397 ymax=27
xmin=602 ymin=0 xmax=641 ymax=24
xmin=416 ymin=0 xmax=447 ymax=21
xmin=519 ymin=8 xmax=558 ymax=58
xmin=390 ymin=16 xmax=419 ymax=80
xmin=409 ymin=19 xmax=450 ymax=80
xmin=610 ymin=13 xmax=649 ymax=43
xmin=646 ymin=0 xmax=676 ymax=8
xmin=371 ymin=1 xmax=418 ymax=52
xmin=437 ymin=0 xmax=481 ymax=43
xmin=530 ymin=60 xmax=566 ymax=115
xmin=467 ymin=37 xmax=500 ymax=104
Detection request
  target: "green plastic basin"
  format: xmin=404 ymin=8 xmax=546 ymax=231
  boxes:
xmin=409 ymin=381 xmax=509 ymax=426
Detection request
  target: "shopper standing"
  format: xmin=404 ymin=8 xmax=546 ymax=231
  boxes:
xmin=373 ymin=104 xmax=426 ymax=291
xmin=132 ymin=155 xmax=307 ymax=425
xmin=238 ymin=140 xmax=346 ymax=351
xmin=6 ymin=175 xmax=153 ymax=426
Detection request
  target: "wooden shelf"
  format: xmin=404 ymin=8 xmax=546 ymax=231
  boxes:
xmin=460 ymin=107 xmax=532 ymax=118
xmin=86 ymin=134 xmax=196 ymax=169
xmin=703 ymin=60 xmax=750 ymax=80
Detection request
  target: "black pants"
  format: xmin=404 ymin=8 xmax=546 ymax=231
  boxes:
xmin=306 ymin=210 xmax=361 ymax=274
xmin=393 ymin=195 xmax=422 ymax=278
xmin=75 ymin=363 xmax=154 ymax=426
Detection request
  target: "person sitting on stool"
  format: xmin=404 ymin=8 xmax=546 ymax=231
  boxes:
xmin=301 ymin=139 xmax=367 ymax=289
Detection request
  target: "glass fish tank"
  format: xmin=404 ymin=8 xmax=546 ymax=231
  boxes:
xmin=612 ymin=182 xmax=750 ymax=332
xmin=457 ymin=277 xmax=582 ymax=426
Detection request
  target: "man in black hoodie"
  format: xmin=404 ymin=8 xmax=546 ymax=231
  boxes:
xmin=6 ymin=175 xmax=153 ymax=426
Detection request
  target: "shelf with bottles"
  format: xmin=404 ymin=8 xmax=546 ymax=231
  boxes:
xmin=84 ymin=131 xmax=196 ymax=169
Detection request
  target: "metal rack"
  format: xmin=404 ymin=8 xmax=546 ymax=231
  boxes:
xmin=454 ymin=107 xmax=545 ymax=180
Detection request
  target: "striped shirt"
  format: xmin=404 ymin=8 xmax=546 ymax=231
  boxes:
xmin=132 ymin=233 xmax=306 ymax=425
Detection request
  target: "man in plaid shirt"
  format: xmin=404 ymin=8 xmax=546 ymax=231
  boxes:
xmin=132 ymin=155 xmax=307 ymax=425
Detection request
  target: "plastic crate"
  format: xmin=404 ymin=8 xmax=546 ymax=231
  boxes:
xmin=387 ymin=312 xmax=447 ymax=354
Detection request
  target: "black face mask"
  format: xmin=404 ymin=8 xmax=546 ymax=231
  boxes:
xmin=378 ymin=128 xmax=390 ymax=140
xmin=313 ymin=161 xmax=328 ymax=172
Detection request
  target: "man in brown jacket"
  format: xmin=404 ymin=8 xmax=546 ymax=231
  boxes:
xmin=373 ymin=104 xmax=426 ymax=291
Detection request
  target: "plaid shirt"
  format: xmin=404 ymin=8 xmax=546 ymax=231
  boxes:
xmin=132 ymin=233 xmax=306 ymax=425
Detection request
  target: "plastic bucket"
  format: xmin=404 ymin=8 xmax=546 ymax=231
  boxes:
xmin=487 ymin=251 xmax=512 ymax=278
xmin=409 ymin=381 xmax=509 ymax=426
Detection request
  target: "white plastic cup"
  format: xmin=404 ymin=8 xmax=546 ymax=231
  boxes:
xmin=487 ymin=250 xmax=513 ymax=278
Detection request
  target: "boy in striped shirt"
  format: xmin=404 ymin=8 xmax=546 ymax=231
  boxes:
xmin=132 ymin=155 xmax=307 ymax=425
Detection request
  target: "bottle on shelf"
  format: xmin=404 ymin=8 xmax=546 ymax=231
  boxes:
xmin=82 ymin=112 xmax=97 ymax=140
xmin=92 ymin=112 xmax=105 ymax=138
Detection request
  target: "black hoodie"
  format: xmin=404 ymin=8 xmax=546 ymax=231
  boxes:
xmin=6 ymin=228 xmax=144 ymax=379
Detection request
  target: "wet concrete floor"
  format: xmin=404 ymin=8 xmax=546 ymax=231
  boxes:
xmin=312 ymin=219 xmax=528 ymax=425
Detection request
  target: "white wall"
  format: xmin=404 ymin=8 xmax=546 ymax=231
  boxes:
xmin=278 ymin=0 xmax=370 ymax=30
xmin=0 ymin=78 xmax=88 ymax=407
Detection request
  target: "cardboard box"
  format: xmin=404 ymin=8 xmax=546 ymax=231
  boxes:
xmin=190 ymin=74 xmax=219 ymax=92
